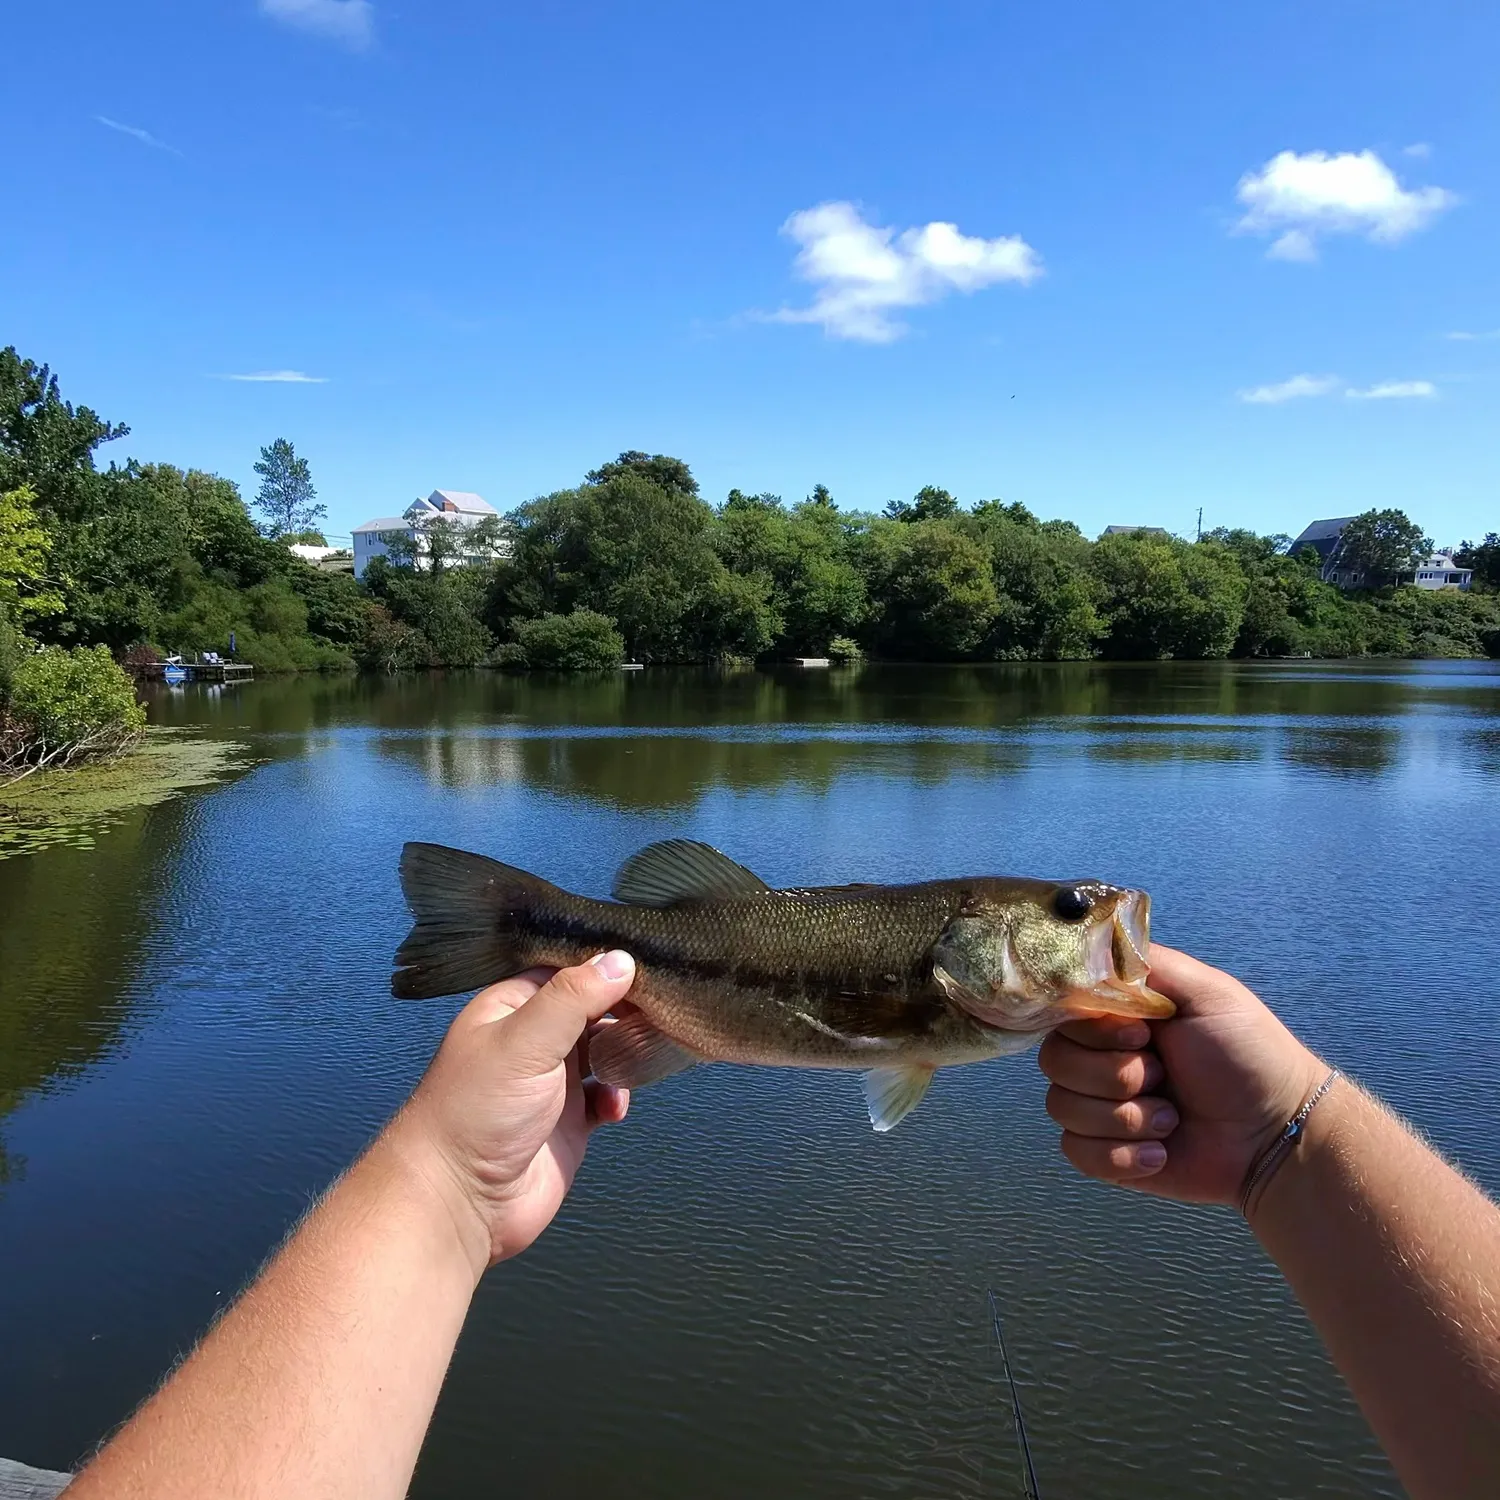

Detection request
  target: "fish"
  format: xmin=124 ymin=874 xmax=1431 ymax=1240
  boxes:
xmin=392 ymin=838 xmax=1173 ymax=1132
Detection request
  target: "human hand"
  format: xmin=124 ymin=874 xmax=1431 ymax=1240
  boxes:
xmin=391 ymin=952 xmax=635 ymax=1272
xmin=1037 ymin=944 xmax=1326 ymax=1207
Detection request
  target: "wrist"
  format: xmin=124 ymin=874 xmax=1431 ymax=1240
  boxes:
xmin=375 ymin=1110 xmax=493 ymax=1285
xmin=1243 ymin=1070 xmax=1354 ymax=1231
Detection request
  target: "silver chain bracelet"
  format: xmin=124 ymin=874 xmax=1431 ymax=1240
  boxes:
xmin=1238 ymin=1068 xmax=1342 ymax=1216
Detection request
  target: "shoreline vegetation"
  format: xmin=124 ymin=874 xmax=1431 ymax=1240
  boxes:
xmin=2 ymin=345 xmax=1498 ymax=783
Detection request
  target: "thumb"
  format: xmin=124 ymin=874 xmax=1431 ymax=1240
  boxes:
xmin=500 ymin=951 xmax=637 ymax=1072
xmin=1146 ymin=943 xmax=1257 ymax=1019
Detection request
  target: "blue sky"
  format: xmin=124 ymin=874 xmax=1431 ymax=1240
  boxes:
xmin=4 ymin=1 xmax=1496 ymax=546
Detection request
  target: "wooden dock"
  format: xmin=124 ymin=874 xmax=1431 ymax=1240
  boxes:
xmin=140 ymin=659 xmax=254 ymax=683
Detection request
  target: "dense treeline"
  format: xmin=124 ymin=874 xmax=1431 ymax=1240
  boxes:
xmin=2 ymin=348 xmax=1497 ymax=700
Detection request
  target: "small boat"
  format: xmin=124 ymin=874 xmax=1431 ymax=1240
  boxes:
xmin=163 ymin=664 xmax=188 ymax=685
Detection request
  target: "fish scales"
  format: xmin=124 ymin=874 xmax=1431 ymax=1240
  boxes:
xmin=503 ymin=882 xmax=1009 ymax=1067
xmin=392 ymin=837 xmax=1173 ymax=1131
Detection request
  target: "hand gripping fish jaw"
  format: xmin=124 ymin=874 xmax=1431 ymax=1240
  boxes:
xmin=931 ymin=883 xmax=1174 ymax=1029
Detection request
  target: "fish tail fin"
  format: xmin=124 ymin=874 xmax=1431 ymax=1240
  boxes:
xmin=393 ymin=842 xmax=547 ymax=999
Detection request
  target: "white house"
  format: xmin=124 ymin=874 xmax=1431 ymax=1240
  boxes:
xmin=352 ymin=490 xmax=508 ymax=579
xmin=1291 ymin=520 xmax=1473 ymax=591
xmin=1413 ymin=553 xmax=1473 ymax=591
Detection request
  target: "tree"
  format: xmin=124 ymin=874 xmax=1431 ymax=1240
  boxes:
xmin=967 ymin=502 xmax=1101 ymax=658
xmin=0 ymin=485 xmax=62 ymax=619
xmin=1333 ymin=509 xmax=1432 ymax=586
xmin=973 ymin=498 xmax=1040 ymax=528
xmin=0 ymin=347 xmax=128 ymax=523
xmin=711 ymin=491 xmax=865 ymax=653
xmin=1456 ymin=534 xmax=1500 ymax=592
xmin=806 ymin=484 xmax=835 ymax=508
xmin=585 ymin=450 xmax=698 ymax=497
xmin=1204 ymin=527 xmax=1292 ymax=566
xmin=498 ymin=460 xmax=759 ymax=661
xmin=862 ymin=520 xmax=998 ymax=658
xmin=252 ymin=439 xmax=325 ymax=539
xmin=1090 ymin=533 xmax=1246 ymax=659
xmin=885 ymin=485 xmax=959 ymax=523
xmin=513 ymin=610 xmax=625 ymax=670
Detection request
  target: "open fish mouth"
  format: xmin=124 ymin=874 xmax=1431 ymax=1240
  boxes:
xmin=1065 ymin=889 xmax=1174 ymax=1020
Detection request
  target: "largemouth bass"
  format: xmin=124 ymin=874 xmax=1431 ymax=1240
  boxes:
xmin=393 ymin=839 xmax=1173 ymax=1131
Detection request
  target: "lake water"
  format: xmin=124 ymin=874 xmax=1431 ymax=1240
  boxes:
xmin=3 ymin=662 xmax=1499 ymax=1498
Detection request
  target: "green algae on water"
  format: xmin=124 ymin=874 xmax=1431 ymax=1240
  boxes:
xmin=0 ymin=729 xmax=255 ymax=858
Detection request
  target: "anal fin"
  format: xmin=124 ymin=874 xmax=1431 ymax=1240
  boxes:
xmin=589 ymin=1011 xmax=701 ymax=1089
xmin=863 ymin=1064 xmax=935 ymax=1133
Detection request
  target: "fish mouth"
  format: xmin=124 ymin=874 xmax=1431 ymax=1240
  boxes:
xmin=1063 ymin=889 xmax=1174 ymax=1020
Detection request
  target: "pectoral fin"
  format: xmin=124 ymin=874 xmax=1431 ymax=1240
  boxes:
xmin=588 ymin=1011 xmax=702 ymax=1088
xmin=863 ymin=1064 xmax=936 ymax=1133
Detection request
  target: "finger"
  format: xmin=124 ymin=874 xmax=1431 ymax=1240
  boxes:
xmin=578 ymin=1014 xmax=613 ymax=1079
xmin=1046 ymin=1084 xmax=1178 ymax=1139
xmin=457 ymin=971 xmax=549 ymax=1029
xmin=1037 ymin=1032 xmax=1162 ymax=1100
xmin=1053 ymin=1015 xmax=1151 ymax=1051
xmin=501 ymin=952 xmax=637 ymax=1071
xmin=1059 ymin=1130 xmax=1168 ymax=1182
xmin=584 ymin=1077 xmax=630 ymax=1127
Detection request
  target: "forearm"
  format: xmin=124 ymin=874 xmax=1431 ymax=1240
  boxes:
xmin=66 ymin=1118 xmax=483 ymax=1500
xmin=1252 ymin=1080 xmax=1500 ymax=1500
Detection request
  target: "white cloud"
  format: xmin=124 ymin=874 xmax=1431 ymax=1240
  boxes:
xmin=1403 ymin=142 xmax=1432 ymax=159
xmin=1234 ymin=149 xmax=1456 ymax=261
xmin=1346 ymin=380 xmax=1436 ymax=400
xmin=96 ymin=116 xmax=182 ymax=156
xmin=1445 ymin=328 xmax=1500 ymax=342
xmin=1238 ymin=373 xmax=1341 ymax=404
xmin=766 ymin=201 xmax=1042 ymax=342
xmin=259 ymin=0 xmax=373 ymax=49
xmin=1239 ymin=373 xmax=1439 ymax=403
xmin=213 ymin=370 xmax=328 ymax=383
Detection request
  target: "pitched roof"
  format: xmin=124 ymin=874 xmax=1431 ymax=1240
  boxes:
xmin=429 ymin=489 xmax=496 ymax=514
xmin=1291 ymin=517 xmax=1356 ymax=546
xmin=353 ymin=516 xmax=411 ymax=533
xmin=1102 ymin=524 xmax=1169 ymax=536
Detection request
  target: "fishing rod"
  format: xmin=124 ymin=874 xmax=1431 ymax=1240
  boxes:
xmin=987 ymin=1286 xmax=1042 ymax=1500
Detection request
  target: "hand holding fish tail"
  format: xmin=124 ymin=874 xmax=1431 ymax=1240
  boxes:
xmin=1039 ymin=943 xmax=1326 ymax=1205
xmin=395 ymin=951 xmax=637 ymax=1272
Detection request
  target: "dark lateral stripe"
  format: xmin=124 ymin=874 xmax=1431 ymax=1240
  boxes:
xmin=523 ymin=902 xmax=932 ymax=1006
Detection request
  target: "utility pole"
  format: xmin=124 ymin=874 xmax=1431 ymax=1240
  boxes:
xmin=1196 ymin=506 xmax=1203 ymax=542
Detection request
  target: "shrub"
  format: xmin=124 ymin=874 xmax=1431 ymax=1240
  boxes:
xmin=512 ymin=610 xmax=625 ymax=670
xmin=120 ymin=642 xmax=163 ymax=672
xmin=0 ymin=608 xmax=22 ymax=700
xmin=2 ymin=644 xmax=146 ymax=776
xmin=358 ymin=603 xmax=431 ymax=673
xmin=827 ymin=635 xmax=864 ymax=661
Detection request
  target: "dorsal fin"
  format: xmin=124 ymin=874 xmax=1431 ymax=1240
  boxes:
xmin=612 ymin=839 xmax=771 ymax=905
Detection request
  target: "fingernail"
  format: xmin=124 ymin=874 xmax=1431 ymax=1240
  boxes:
xmin=591 ymin=950 xmax=634 ymax=982
xmin=1151 ymin=1105 xmax=1179 ymax=1133
xmin=1138 ymin=1142 xmax=1167 ymax=1170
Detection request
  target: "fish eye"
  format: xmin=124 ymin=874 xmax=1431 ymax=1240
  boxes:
xmin=1053 ymin=887 xmax=1093 ymax=922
